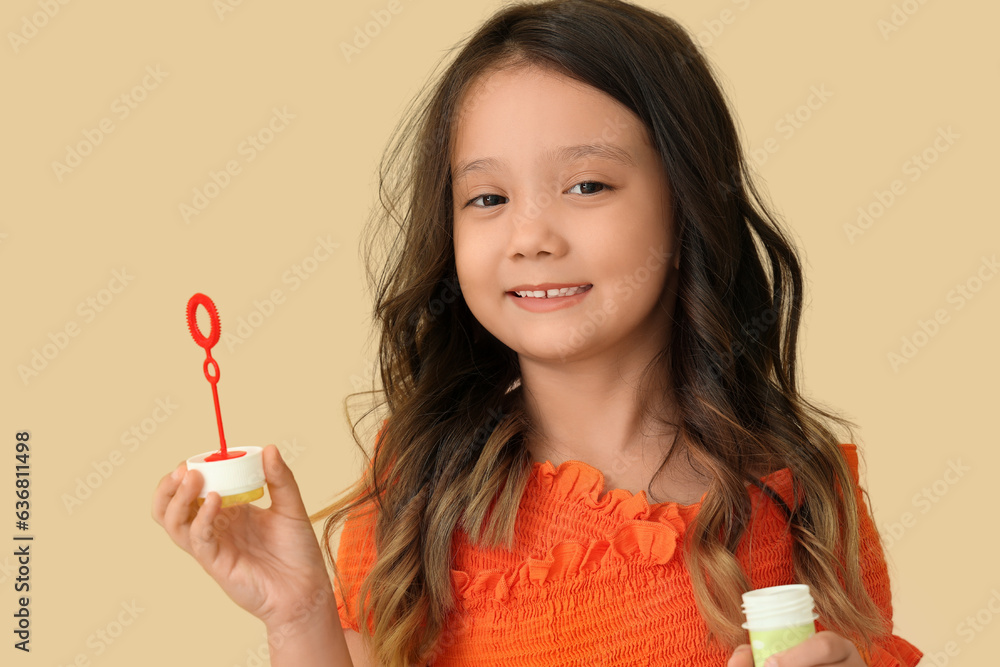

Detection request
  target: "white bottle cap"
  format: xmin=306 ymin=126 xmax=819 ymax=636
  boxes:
xmin=186 ymin=446 xmax=266 ymax=499
xmin=741 ymin=584 xmax=819 ymax=630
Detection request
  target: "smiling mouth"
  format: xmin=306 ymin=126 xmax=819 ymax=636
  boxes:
xmin=509 ymin=284 xmax=593 ymax=298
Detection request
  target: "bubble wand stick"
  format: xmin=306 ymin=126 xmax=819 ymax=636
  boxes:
xmin=184 ymin=292 xmax=266 ymax=507
xmin=186 ymin=293 xmax=242 ymax=461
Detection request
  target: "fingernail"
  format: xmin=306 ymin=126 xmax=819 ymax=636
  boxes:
xmin=764 ymin=658 xmax=778 ymax=667
xmin=171 ymin=466 xmax=184 ymax=481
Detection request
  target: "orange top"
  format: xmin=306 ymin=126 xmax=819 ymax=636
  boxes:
xmin=334 ymin=443 xmax=922 ymax=666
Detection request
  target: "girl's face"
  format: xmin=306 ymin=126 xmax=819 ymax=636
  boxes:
xmin=451 ymin=65 xmax=679 ymax=364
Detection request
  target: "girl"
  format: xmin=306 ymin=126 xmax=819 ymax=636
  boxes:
xmin=153 ymin=1 xmax=923 ymax=665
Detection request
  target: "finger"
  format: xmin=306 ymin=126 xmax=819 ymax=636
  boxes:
xmin=189 ymin=491 xmax=223 ymax=567
xmin=152 ymin=462 xmax=188 ymax=526
xmin=727 ymin=644 xmax=753 ymax=667
xmin=261 ymin=444 xmax=309 ymax=519
xmin=163 ymin=468 xmax=205 ymax=552
xmin=765 ymin=631 xmax=855 ymax=666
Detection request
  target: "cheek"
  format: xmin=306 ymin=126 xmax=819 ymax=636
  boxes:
xmin=453 ymin=239 xmax=492 ymax=302
xmin=593 ymin=225 xmax=671 ymax=298
xmin=619 ymin=207 xmax=673 ymax=275
xmin=453 ymin=227 xmax=472 ymax=277
xmin=455 ymin=228 xmax=499 ymax=273
xmin=453 ymin=236 xmax=474 ymax=280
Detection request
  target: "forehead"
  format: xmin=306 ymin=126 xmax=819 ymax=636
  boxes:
xmin=450 ymin=66 xmax=647 ymax=167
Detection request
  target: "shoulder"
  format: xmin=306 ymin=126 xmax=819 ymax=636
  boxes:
xmin=838 ymin=442 xmax=860 ymax=480
xmin=751 ymin=443 xmax=861 ymax=508
xmin=776 ymin=441 xmax=858 ymax=480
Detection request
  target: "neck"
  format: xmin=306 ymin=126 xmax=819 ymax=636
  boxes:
xmin=518 ymin=356 xmax=679 ymax=467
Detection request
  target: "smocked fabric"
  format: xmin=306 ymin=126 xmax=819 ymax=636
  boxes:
xmin=334 ymin=443 xmax=922 ymax=666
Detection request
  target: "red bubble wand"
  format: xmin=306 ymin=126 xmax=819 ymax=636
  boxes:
xmin=186 ymin=293 xmax=244 ymax=462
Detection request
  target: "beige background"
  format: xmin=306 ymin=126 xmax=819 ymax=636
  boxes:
xmin=2 ymin=0 xmax=996 ymax=665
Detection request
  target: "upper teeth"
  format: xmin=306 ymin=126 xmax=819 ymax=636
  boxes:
xmin=515 ymin=285 xmax=591 ymax=298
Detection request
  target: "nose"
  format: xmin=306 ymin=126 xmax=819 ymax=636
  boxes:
xmin=506 ymin=188 xmax=568 ymax=259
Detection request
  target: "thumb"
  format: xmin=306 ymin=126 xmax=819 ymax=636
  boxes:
xmin=262 ymin=444 xmax=308 ymax=519
xmin=727 ymin=644 xmax=753 ymax=667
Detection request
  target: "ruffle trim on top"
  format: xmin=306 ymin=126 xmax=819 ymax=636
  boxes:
xmin=532 ymin=457 xmax=711 ymax=519
xmin=448 ymin=447 xmax=851 ymax=605
xmin=449 ymin=457 xmax=709 ymax=604
xmin=450 ymin=519 xmax=684 ymax=603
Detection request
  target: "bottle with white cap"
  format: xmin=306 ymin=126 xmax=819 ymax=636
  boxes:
xmin=741 ymin=584 xmax=820 ymax=666
xmin=186 ymin=446 xmax=266 ymax=507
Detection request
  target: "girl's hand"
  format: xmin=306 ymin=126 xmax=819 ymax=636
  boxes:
xmin=151 ymin=444 xmax=336 ymax=630
xmin=727 ymin=631 xmax=867 ymax=667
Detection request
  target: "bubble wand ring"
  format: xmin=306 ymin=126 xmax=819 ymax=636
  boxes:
xmin=186 ymin=293 xmax=244 ymax=462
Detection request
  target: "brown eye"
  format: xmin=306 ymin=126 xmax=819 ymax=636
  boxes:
xmin=569 ymin=182 xmax=611 ymax=195
xmin=468 ymin=194 xmax=507 ymax=208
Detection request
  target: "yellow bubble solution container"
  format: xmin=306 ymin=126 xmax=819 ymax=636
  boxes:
xmin=741 ymin=584 xmax=819 ymax=666
xmin=186 ymin=446 xmax=266 ymax=508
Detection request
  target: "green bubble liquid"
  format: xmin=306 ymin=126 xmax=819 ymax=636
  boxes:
xmin=748 ymin=622 xmax=815 ymax=666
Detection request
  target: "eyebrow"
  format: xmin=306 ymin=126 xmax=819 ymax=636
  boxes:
xmin=452 ymin=143 xmax=636 ymax=181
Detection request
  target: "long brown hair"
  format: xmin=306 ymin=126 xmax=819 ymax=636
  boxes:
xmin=311 ymin=1 xmax=889 ymax=665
